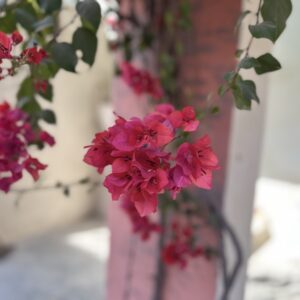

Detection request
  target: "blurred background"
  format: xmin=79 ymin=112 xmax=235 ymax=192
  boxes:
xmin=0 ymin=0 xmax=299 ymax=300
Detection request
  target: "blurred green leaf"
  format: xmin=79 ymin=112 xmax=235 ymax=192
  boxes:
xmin=39 ymin=109 xmax=56 ymax=124
xmin=249 ymin=21 xmax=277 ymax=42
xmin=235 ymin=49 xmax=244 ymax=58
xmin=36 ymin=59 xmax=60 ymax=79
xmin=72 ymin=27 xmax=97 ymax=66
xmin=238 ymin=57 xmax=261 ymax=69
xmin=15 ymin=5 xmax=37 ymax=32
xmin=17 ymin=77 xmax=34 ymax=100
xmin=38 ymin=0 xmax=62 ymax=13
xmin=51 ymin=42 xmax=78 ymax=72
xmin=261 ymin=0 xmax=292 ymax=41
xmin=76 ymin=0 xmax=101 ymax=33
xmin=33 ymin=16 xmax=54 ymax=32
xmin=254 ymin=53 xmax=281 ymax=74
xmin=0 ymin=10 xmax=17 ymax=33
xmin=231 ymin=76 xmax=259 ymax=110
xmin=17 ymin=98 xmax=42 ymax=117
xmin=210 ymin=106 xmax=220 ymax=115
xmin=218 ymin=84 xmax=228 ymax=96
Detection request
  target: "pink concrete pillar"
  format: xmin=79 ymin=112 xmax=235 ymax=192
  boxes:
xmin=107 ymin=1 xmax=241 ymax=300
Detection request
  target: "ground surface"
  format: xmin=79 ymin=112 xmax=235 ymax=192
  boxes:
xmin=245 ymin=178 xmax=300 ymax=300
xmin=0 ymin=178 xmax=299 ymax=300
xmin=0 ymin=221 xmax=108 ymax=300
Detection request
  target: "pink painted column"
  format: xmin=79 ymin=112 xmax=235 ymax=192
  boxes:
xmin=107 ymin=1 xmax=241 ymax=300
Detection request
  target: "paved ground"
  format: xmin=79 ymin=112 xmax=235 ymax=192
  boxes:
xmin=0 ymin=178 xmax=299 ymax=300
xmin=245 ymin=178 xmax=300 ymax=300
xmin=0 ymin=221 xmax=109 ymax=300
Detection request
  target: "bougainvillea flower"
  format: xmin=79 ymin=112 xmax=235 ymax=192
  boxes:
xmin=180 ymin=106 xmax=200 ymax=132
xmin=84 ymin=105 xmax=218 ymax=218
xmin=162 ymin=242 xmax=189 ymax=268
xmin=127 ymin=186 xmax=158 ymax=217
xmin=34 ymin=80 xmax=48 ymax=93
xmin=84 ymin=131 xmax=115 ymax=173
xmin=39 ymin=131 xmax=55 ymax=146
xmin=11 ymin=31 xmax=23 ymax=45
xmin=0 ymin=101 xmax=53 ymax=192
xmin=110 ymin=117 xmax=173 ymax=151
xmin=104 ymin=172 xmax=132 ymax=200
xmin=162 ymin=219 xmax=205 ymax=268
xmin=167 ymin=165 xmax=191 ymax=199
xmin=176 ymin=135 xmax=219 ymax=190
xmin=121 ymin=197 xmax=161 ymax=240
xmin=21 ymin=47 xmax=47 ymax=64
xmin=0 ymin=32 xmax=12 ymax=59
xmin=120 ymin=62 xmax=163 ymax=100
xmin=23 ymin=156 xmax=47 ymax=181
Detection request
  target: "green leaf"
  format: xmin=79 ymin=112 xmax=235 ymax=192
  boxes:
xmin=140 ymin=30 xmax=154 ymax=50
xmin=33 ymin=16 xmax=54 ymax=32
xmin=36 ymin=59 xmax=60 ymax=79
xmin=178 ymin=0 xmax=192 ymax=29
xmin=239 ymin=79 xmax=259 ymax=103
xmin=51 ymin=42 xmax=78 ymax=72
xmin=72 ymin=27 xmax=97 ymax=66
xmin=40 ymin=109 xmax=56 ymax=124
xmin=210 ymin=106 xmax=220 ymax=115
xmin=249 ymin=21 xmax=277 ymax=42
xmin=235 ymin=49 xmax=244 ymax=58
xmin=224 ymin=71 xmax=236 ymax=83
xmin=17 ymin=77 xmax=34 ymax=101
xmin=17 ymin=98 xmax=41 ymax=116
xmin=238 ymin=57 xmax=261 ymax=69
xmin=164 ymin=11 xmax=174 ymax=29
xmin=122 ymin=34 xmax=133 ymax=61
xmin=0 ymin=10 xmax=17 ymax=33
xmin=218 ymin=84 xmax=228 ymax=96
xmin=231 ymin=76 xmax=259 ymax=110
xmin=15 ymin=6 xmax=37 ymax=32
xmin=76 ymin=0 xmax=101 ymax=33
xmin=38 ymin=0 xmax=62 ymax=13
xmin=261 ymin=0 xmax=292 ymax=41
xmin=254 ymin=53 xmax=281 ymax=74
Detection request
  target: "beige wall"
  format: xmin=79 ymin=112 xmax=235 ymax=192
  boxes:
xmin=0 ymin=9 xmax=114 ymax=243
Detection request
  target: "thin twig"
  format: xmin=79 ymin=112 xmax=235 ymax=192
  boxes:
xmin=48 ymin=13 xmax=79 ymax=45
xmin=11 ymin=177 xmax=99 ymax=194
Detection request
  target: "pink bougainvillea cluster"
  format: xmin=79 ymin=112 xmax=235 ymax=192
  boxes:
xmin=162 ymin=219 xmax=205 ymax=268
xmin=84 ymin=103 xmax=218 ymax=217
xmin=0 ymin=102 xmax=54 ymax=192
xmin=120 ymin=62 xmax=164 ymax=100
xmin=84 ymin=103 xmax=218 ymax=240
xmin=0 ymin=31 xmax=47 ymax=80
xmin=121 ymin=196 xmax=161 ymax=241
